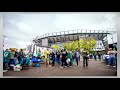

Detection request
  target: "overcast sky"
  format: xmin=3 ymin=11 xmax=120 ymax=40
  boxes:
xmin=2 ymin=13 xmax=117 ymax=49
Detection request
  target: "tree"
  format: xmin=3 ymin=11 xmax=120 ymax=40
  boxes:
xmin=63 ymin=37 xmax=97 ymax=52
xmin=87 ymin=37 xmax=97 ymax=52
xmin=63 ymin=43 xmax=68 ymax=49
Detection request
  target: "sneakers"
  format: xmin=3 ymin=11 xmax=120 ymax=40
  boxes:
xmin=113 ymin=66 xmax=116 ymax=68
xmin=60 ymin=66 xmax=63 ymax=68
xmin=65 ymin=66 xmax=67 ymax=68
xmin=107 ymin=65 xmax=110 ymax=66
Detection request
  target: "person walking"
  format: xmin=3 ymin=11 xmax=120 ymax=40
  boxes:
xmin=82 ymin=48 xmax=89 ymax=67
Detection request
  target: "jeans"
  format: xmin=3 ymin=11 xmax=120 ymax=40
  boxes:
xmin=57 ymin=57 xmax=60 ymax=64
xmin=83 ymin=57 xmax=88 ymax=66
xmin=75 ymin=57 xmax=79 ymax=65
xmin=108 ymin=57 xmax=116 ymax=66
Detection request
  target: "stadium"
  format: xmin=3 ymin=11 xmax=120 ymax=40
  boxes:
xmin=27 ymin=29 xmax=116 ymax=55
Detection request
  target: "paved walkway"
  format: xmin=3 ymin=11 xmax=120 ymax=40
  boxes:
xmin=3 ymin=59 xmax=117 ymax=77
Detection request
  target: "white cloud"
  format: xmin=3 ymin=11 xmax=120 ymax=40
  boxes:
xmin=3 ymin=13 xmax=117 ymax=49
xmin=54 ymin=13 xmax=116 ymax=30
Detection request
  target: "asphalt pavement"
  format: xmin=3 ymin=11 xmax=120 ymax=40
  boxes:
xmin=3 ymin=59 xmax=117 ymax=77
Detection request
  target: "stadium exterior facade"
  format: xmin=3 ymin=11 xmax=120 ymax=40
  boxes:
xmin=27 ymin=29 xmax=116 ymax=55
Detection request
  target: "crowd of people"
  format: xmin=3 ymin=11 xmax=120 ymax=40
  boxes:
xmin=3 ymin=47 xmax=117 ymax=72
xmin=44 ymin=48 xmax=89 ymax=68
xmin=3 ymin=49 xmax=30 ymax=72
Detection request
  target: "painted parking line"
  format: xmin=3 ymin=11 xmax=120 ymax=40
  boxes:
xmin=97 ymin=68 xmax=117 ymax=71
